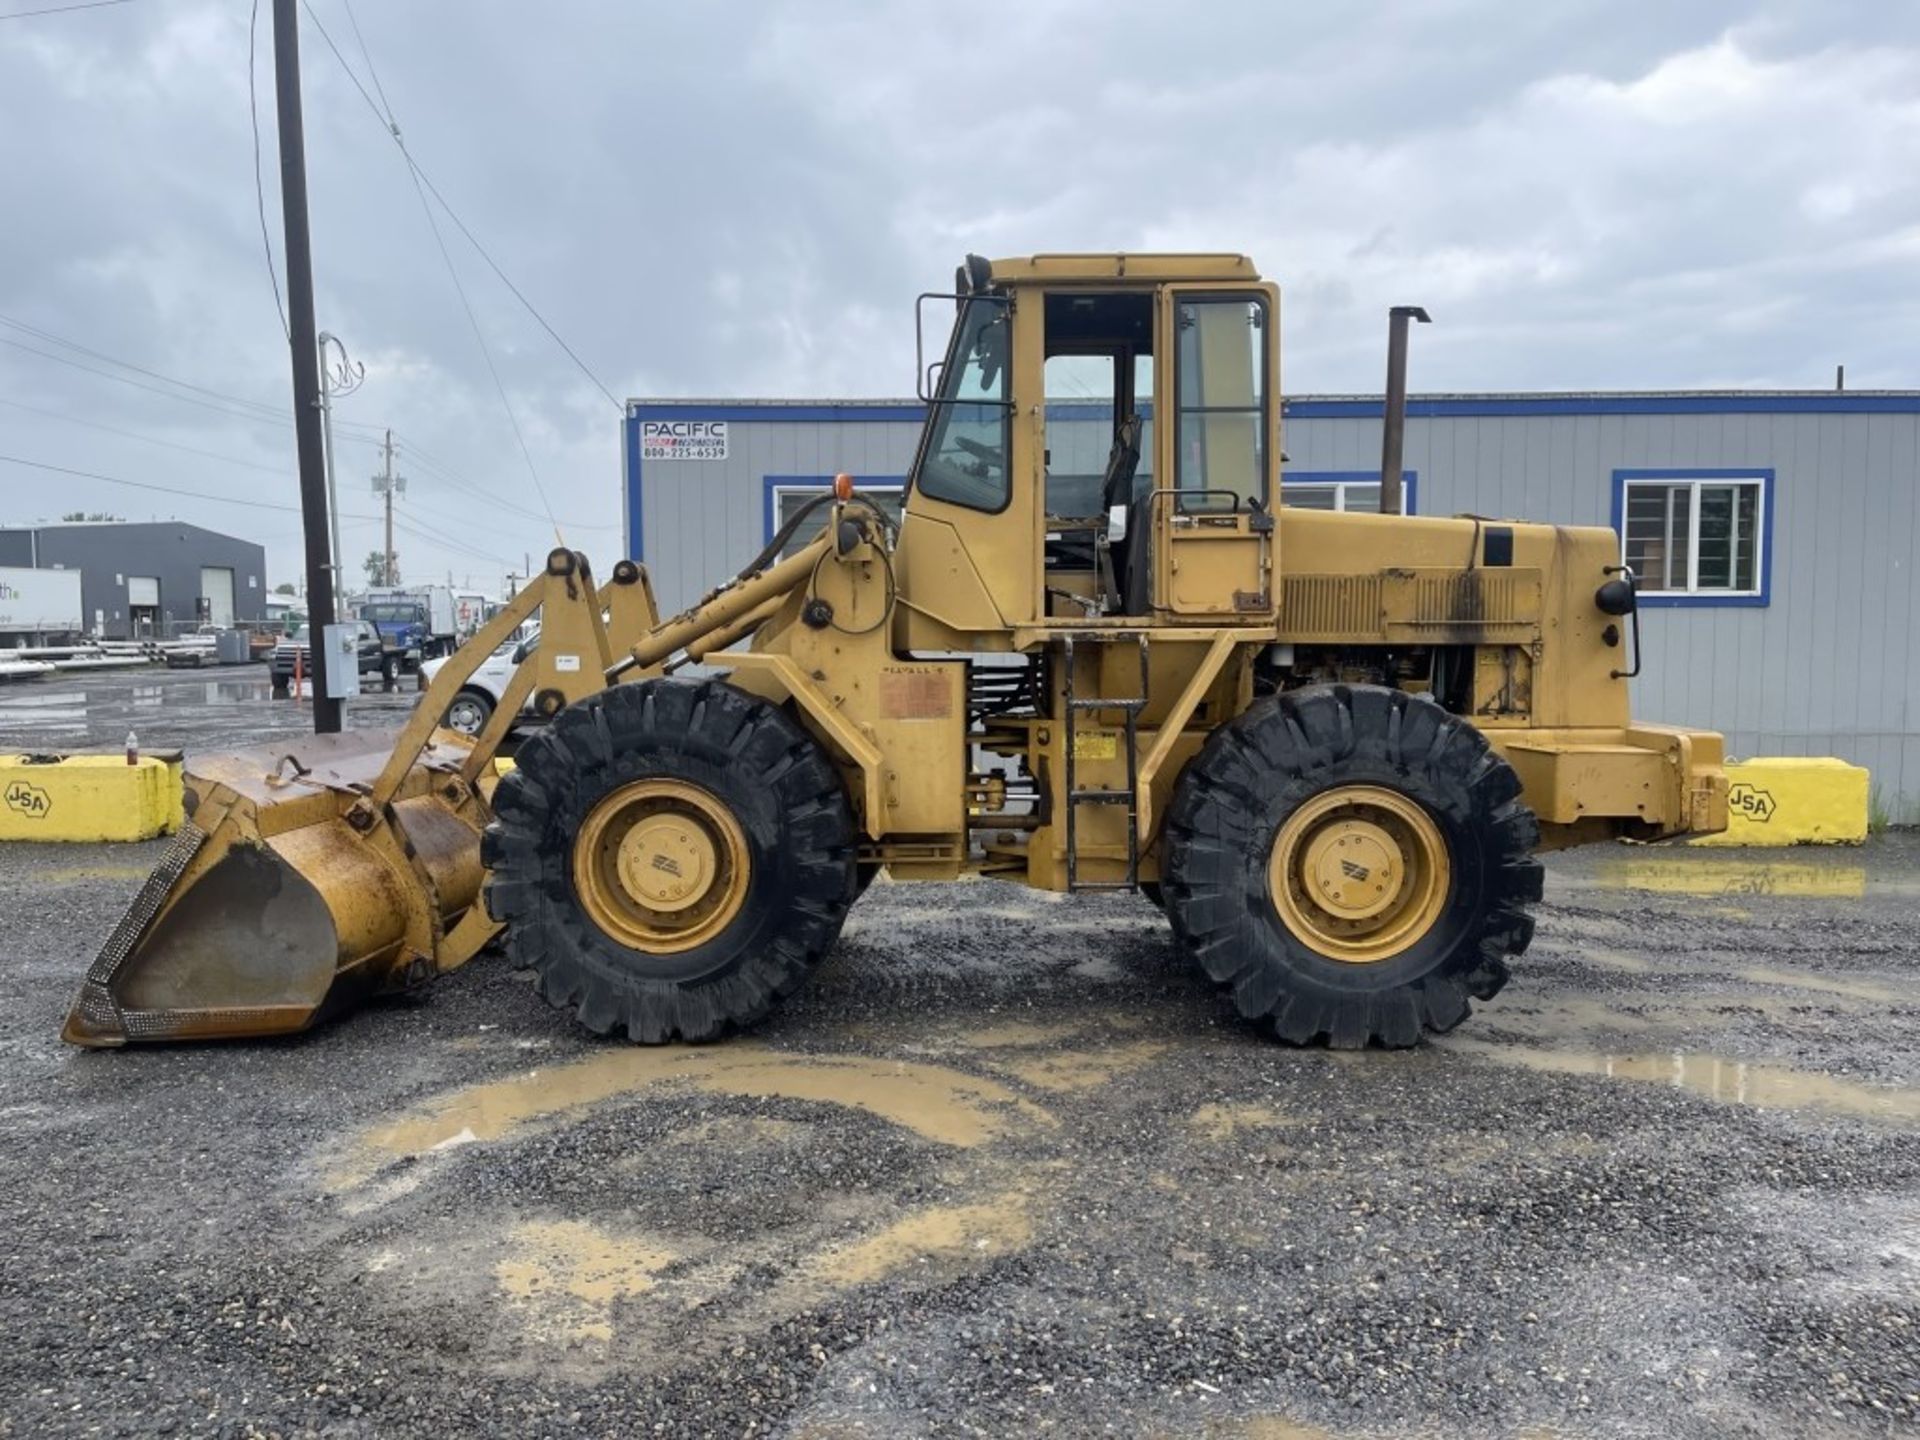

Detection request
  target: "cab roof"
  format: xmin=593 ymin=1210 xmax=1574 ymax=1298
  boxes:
xmin=984 ymin=253 xmax=1260 ymax=286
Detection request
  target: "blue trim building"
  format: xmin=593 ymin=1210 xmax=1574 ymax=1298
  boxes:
xmin=625 ymin=391 xmax=1920 ymax=819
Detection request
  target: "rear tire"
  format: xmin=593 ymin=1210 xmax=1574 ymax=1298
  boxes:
xmin=1163 ymin=684 xmax=1541 ymax=1049
xmin=483 ymin=679 xmax=857 ymax=1042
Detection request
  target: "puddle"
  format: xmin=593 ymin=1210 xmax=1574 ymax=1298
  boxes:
xmin=1445 ymin=1040 xmax=1920 ymax=1123
xmin=806 ymin=1191 xmax=1032 ymax=1286
xmin=332 ymin=1044 xmax=1056 ymax=1189
xmin=201 ymin=680 xmax=270 ymax=704
xmin=1191 ymin=1102 xmax=1292 ymax=1141
xmin=995 ymin=1041 xmax=1167 ymax=1093
xmin=954 ymin=1021 xmax=1083 ymax=1049
xmin=1216 ymin=1422 xmax=1337 ymax=1440
xmin=496 ymin=1219 xmax=680 ymax=1343
xmin=1592 ymin=858 xmax=1865 ymax=898
xmin=1735 ymin=967 xmax=1906 ymax=1006
xmin=1491 ymin=989 xmax=1833 ymax=1036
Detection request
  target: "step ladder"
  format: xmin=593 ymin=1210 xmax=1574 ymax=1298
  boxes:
xmin=1061 ymin=633 xmax=1150 ymax=892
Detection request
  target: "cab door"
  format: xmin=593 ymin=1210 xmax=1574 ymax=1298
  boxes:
xmin=1150 ymin=284 xmax=1280 ymax=619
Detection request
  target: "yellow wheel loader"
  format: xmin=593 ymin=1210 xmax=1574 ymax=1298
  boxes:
xmin=63 ymin=252 xmax=1728 ymax=1052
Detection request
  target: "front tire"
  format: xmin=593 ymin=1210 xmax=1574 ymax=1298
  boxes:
xmin=482 ymin=679 xmax=857 ymax=1042
xmin=1163 ymin=684 xmax=1541 ymax=1049
xmin=445 ymin=687 xmax=494 ymax=737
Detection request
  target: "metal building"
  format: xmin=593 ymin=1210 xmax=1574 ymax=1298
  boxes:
xmin=0 ymin=521 xmax=268 ymax=640
xmin=626 ymin=392 xmax=1920 ymax=821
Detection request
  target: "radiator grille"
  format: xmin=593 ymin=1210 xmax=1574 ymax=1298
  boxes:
xmin=1281 ymin=575 xmax=1382 ymax=637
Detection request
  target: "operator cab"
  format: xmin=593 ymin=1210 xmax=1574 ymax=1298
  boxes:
xmin=901 ymin=253 xmax=1279 ymax=636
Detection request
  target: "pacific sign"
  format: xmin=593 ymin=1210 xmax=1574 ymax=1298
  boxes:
xmin=640 ymin=420 xmax=729 ymax=462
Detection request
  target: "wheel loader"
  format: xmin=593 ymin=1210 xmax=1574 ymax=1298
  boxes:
xmin=63 ymin=252 xmax=1729 ymax=1052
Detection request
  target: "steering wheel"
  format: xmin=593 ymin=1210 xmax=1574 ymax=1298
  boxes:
xmin=953 ymin=435 xmax=999 ymax=463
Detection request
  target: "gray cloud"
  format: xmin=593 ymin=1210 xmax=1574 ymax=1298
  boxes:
xmin=2 ymin=0 xmax=1916 ymax=586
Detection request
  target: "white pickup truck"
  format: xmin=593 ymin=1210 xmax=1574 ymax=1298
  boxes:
xmin=420 ymin=628 xmax=538 ymax=736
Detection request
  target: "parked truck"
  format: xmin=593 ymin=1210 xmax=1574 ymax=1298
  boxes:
xmin=358 ymin=585 xmax=487 ymax=666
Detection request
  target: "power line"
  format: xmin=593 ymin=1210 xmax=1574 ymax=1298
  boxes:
xmin=0 ymin=396 xmax=589 ymax=554
xmin=0 ymin=313 xmax=387 ymax=435
xmin=294 ymin=1 xmax=562 ymax=538
xmin=390 ymin=434 xmax=617 ymax=531
xmin=391 ymin=510 xmax=515 ymax=569
xmin=0 ymin=329 xmax=385 ymax=446
xmin=248 ymin=0 xmax=290 ymax=341
xmin=0 ymin=395 xmax=289 ymax=475
xmin=303 ymin=0 xmax=621 ymax=411
xmin=402 ymin=156 xmax=561 ymax=536
xmin=0 ymin=0 xmax=136 ymax=18
xmin=0 ymin=319 xmax=285 ymax=418
xmin=337 ymin=0 xmax=395 ymax=125
xmin=0 ymin=452 xmax=379 ymax=520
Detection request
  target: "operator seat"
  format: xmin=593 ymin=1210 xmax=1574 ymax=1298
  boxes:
xmin=1097 ymin=414 xmax=1145 ymax=612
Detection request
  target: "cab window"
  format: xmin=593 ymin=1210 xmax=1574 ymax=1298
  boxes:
xmin=916 ymin=298 xmax=1012 ymax=512
xmin=1173 ymin=296 xmax=1268 ymax=507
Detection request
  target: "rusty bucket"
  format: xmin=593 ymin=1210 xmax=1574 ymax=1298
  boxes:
xmin=62 ymin=729 xmax=495 ymax=1047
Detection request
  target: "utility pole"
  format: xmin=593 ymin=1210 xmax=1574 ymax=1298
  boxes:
xmin=317 ymin=332 xmax=364 ymax=590
xmin=372 ymin=428 xmax=405 ymax=586
xmin=274 ymin=0 xmax=340 ymax=734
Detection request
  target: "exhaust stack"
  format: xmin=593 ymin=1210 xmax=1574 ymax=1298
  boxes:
xmin=1380 ymin=304 xmax=1430 ymax=517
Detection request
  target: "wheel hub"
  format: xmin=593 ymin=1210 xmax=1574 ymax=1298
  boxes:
xmin=1268 ymin=785 xmax=1451 ymax=964
xmin=571 ymin=779 xmax=750 ymax=954
xmin=1299 ymin=820 xmax=1401 ymax=922
xmin=616 ymin=814 xmax=717 ymax=913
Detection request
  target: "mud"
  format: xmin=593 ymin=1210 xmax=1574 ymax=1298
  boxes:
xmin=0 ymin=829 xmax=1916 ymax=1435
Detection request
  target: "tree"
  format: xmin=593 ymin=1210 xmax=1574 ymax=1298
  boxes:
xmin=272 ymin=582 xmax=297 ymax=596
xmin=60 ymin=511 xmax=123 ymax=522
xmin=363 ymin=550 xmax=398 ymax=587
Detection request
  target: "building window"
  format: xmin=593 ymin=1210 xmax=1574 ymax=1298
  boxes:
xmin=1282 ymin=471 xmax=1415 ymax=515
xmin=767 ymin=479 xmax=906 ymax=558
xmin=1615 ymin=470 xmax=1770 ymax=604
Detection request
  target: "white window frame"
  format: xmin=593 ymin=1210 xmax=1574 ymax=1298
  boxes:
xmin=1619 ymin=474 xmax=1767 ymax=600
xmin=1287 ymin=480 xmax=1387 ymax=513
xmin=769 ymin=482 xmax=905 ymax=557
xmin=1280 ymin=471 xmax=1414 ymax=515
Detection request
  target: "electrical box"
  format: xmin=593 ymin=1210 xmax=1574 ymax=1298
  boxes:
xmin=319 ymin=623 xmax=361 ymax=699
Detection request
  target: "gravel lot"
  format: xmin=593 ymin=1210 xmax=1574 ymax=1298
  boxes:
xmin=1 ymin=669 xmax=1916 ymax=1437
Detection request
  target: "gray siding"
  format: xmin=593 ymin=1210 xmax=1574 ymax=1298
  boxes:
xmin=0 ymin=522 xmax=268 ymax=639
xmin=1288 ymin=409 xmax=1920 ymax=820
xmin=633 ymin=407 xmax=923 ymax=617
xmin=629 ymin=397 xmax=1920 ymax=819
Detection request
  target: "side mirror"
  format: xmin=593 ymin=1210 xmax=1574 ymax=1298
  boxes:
xmin=1107 ymin=504 xmax=1129 ymax=543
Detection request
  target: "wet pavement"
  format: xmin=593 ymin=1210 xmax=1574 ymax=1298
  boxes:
xmin=0 ymin=801 xmax=1916 ymax=1435
xmin=0 ymin=664 xmax=422 ymax=756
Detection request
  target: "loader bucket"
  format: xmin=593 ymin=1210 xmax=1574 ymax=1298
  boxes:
xmin=62 ymin=728 xmax=494 ymax=1047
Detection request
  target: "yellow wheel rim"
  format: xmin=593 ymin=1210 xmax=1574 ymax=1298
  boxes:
xmin=571 ymin=779 xmax=751 ymax=954
xmin=1268 ymin=785 xmax=1451 ymax=964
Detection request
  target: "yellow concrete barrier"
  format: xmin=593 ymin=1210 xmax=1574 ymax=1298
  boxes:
xmin=1688 ymin=757 xmax=1869 ymax=847
xmin=0 ymin=753 xmax=185 ymax=843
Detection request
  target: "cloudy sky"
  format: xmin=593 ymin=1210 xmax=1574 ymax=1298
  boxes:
xmin=2 ymin=0 xmax=1916 ymax=589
